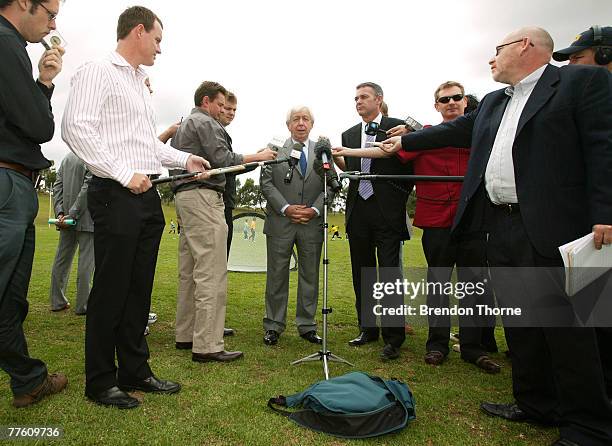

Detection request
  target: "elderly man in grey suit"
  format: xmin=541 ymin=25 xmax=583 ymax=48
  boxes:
xmin=49 ymin=152 xmax=94 ymax=314
xmin=260 ymin=106 xmax=333 ymax=346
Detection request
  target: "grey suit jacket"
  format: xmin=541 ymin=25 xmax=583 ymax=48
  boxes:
xmin=260 ymin=138 xmax=333 ymax=242
xmin=53 ymin=152 xmax=93 ymax=232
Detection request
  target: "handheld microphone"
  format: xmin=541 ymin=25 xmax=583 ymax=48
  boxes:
xmin=404 ymin=116 xmax=423 ymax=131
xmin=284 ymin=142 xmax=303 ymax=184
xmin=364 ymin=121 xmax=386 ymax=137
xmin=267 ymin=136 xmax=285 ymax=152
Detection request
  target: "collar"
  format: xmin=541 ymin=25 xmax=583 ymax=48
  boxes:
xmin=108 ymin=51 xmax=148 ymax=79
xmin=0 ymin=15 xmax=27 ymax=47
xmin=192 ymin=107 xmax=211 ymax=118
xmin=361 ymin=112 xmax=382 ymax=132
xmin=291 ymin=138 xmax=307 ymax=147
xmin=513 ymin=64 xmax=547 ymax=95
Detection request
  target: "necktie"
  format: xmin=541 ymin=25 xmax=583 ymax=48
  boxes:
xmin=358 ymin=134 xmax=375 ymax=199
xmin=299 ymin=143 xmax=307 ymax=175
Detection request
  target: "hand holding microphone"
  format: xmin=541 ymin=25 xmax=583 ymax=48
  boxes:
xmin=386 ymin=116 xmax=423 ymax=137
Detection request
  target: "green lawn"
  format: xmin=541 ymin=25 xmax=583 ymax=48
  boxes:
xmin=0 ymin=194 xmax=557 ymax=445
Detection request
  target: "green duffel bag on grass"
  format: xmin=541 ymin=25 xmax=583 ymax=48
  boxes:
xmin=268 ymin=371 xmax=416 ymax=439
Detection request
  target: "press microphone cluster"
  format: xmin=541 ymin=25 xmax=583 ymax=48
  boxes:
xmin=314 ymin=137 xmax=342 ymax=193
xmin=284 ymin=142 xmax=304 ymax=184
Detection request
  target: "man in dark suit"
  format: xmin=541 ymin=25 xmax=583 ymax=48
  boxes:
xmin=382 ymin=27 xmax=612 ymax=446
xmin=335 ymin=82 xmax=414 ymax=360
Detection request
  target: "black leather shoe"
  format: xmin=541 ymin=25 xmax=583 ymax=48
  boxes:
xmin=263 ymin=330 xmax=279 ymax=345
xmin=475 ymin=356 xmax=501 ymax=374
xmin=86 ymin=386 xmax=139 ymax=409
xmin=175 ymin=341 xmax=193 ymax=350
xmin=118 ymin=375 xmax=181 ymax=394
xmin=348 ymin=331 xmax=378 ymax=346
xmin=300 ymin=331 xmax=322 ymax=344
xmin=223 ymin=328 xmax=235 ymax=337
xmin=480 ymin=402 xmax=529 ymax=421
xmin=192 ymin=351 xmax=244 ymax=363
xmin=380 ymin=344 xmax=400 ymax=360
xmin=550 ymin=439 xmax=580 ymax=446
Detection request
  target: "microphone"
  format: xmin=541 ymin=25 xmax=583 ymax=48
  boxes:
xmin=404 ymin=116 xmax=423 ymax=131
xmin=284 ymin=142 xmax=303 ymax=184
xmin=364 ymin=121 xmax=386 ymax=137
xmin=314 ymin=137 xmax=342 ymax=193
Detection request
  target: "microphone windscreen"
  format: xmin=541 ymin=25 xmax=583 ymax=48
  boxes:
xmin=314 ymin=136 xmax=332 ymax=160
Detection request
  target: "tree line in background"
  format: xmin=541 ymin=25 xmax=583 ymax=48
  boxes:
xmin=39 ymin=167 xmax=416 ymax=216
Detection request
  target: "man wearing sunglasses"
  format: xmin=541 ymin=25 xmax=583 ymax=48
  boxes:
xmin=0 ymin=0 xmax=67 ymax=408
xmin=382 ymin=26 xmax=612 ymax=446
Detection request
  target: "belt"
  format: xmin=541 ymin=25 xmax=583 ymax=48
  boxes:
xmin=0 ymin=161 xmax=37 ymax=182
xmin=489 ymin=199 xmax=520 ymax=214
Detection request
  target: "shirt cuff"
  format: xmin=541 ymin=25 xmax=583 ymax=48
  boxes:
xmin=280 ymin=204 xmax=290 ymax=215
xmin=311 ymin=207 xmax=320 ymax=216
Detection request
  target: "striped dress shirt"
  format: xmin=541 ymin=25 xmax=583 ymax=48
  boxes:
xmin=62 ymin=51 xmax=189 ymax=187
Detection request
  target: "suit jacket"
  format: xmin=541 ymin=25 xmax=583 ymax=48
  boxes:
xmin=53 ymin=152 xmax=93 ymax=232
xmin=342 ymin=116 xmax=414 ymax=238
xmin=260 ymin=138 xmax=333 ymax=242
xmin=400 ymin=64 xmax=612 ymax=258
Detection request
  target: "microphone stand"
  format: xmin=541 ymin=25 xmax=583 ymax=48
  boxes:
xmin=291 ymin=164 xmax=353 ymax=380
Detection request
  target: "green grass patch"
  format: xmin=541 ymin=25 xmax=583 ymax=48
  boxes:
xmin=0 ymin=194 xmax=557 ymax=445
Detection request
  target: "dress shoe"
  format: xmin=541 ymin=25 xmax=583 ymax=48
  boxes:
xmin=148 ymin=313 xmax=158 ymax=325
xmin=118 ymin=375 xmax=181 ymax=394
xmin=475 ymin=356 xmax=501 ymax=374
xmin=175 ymin=341 xmax=193 ymax=350
xmin=86 ymin=386 xmax=139 ymax=409
xmin=13 ymin=373 xmax=68 ymax=408
xmin=348 ymin=331 xmax=378 ymax=346
xmin=404 ymin=324 xmax=415 ymax=335
xmin=224 ymin=327 xmax=235 ymax=337
xmin=263 ymin=330 xmax=279 ymax=345
xmin=380 ymin=344 xmax=400 ymax=360
xmin=424 ymin=350 xmax=446 ymax=365
xmin=300 ymin=331 xmax=322 ymax=344
xmin=192 ymin=350 xmax=244 ymax=363
xmin=51 ymin=303 xmax=70 ymax=312
xmin=480 ymin=402 xmax=529 ymax=421
xmin=550 ymin=439 xmax=580 ymax=446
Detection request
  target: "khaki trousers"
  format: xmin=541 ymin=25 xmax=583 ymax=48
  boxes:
xmin=175 ymin=188 xmax=228 ymax=354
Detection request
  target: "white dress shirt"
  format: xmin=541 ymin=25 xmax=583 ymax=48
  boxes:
xmin=485 ymin=65 xmax=547 ymax=204
xmin=62 ymin=52 xmax=189 ymax=187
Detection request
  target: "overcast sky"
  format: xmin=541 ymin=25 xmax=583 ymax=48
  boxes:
xmin=28 ymin=0 xmax=611 ymax=182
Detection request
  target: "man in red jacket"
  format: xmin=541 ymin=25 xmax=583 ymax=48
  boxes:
xmin=395 ymin=82 xmax=499 ymax=372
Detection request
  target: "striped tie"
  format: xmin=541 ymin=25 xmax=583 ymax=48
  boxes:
xmin=358 ymin=134 xmax=375 ymax=199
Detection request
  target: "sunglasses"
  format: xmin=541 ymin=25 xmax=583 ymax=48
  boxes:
xmin=436 ymin=94 xmax=464 ymax=104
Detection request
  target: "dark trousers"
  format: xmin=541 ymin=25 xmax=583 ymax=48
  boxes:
xmin=347 ymin=196 xmax=405 ymax=348
xmin=225 ymin=206 xmax=233 ymax=259
xmin=0 ymin=169 xmax=47 ymax=396
xmin=486 ymin=204 xmax=612 ymax=445
xmin=422 ymin=227 xmax=497 ymax=362
xmin=85 ymin=178 xmax=165 ymax=394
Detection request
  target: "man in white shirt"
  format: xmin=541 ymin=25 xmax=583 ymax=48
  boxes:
xmin=62 ymin=6 xmax=209 ymax=409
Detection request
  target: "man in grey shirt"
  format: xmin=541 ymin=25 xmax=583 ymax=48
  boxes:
xmin=49 ymin=152 xmax=94 ymax=315
xmin=171 ymin=81 xmax=276 ymax=363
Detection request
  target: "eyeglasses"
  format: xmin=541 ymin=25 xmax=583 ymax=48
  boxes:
xmin=436 ymin=94 xmax=464 ymax=104
xmin=38 ymin=2 xmax=58 ymax=22
xmin=495 ymin=38 xmax=534 ymax=56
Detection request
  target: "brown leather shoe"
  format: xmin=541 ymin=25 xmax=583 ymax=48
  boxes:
xmin=192 ymin=351 xmax=244 ymax=363
xmin=51 ymin=303 xmax=70 ymax=312
xmin=424 ymin=350 xmax=445 ymax=365
xmin=475 ymin=356 xmax=501 ymax=374
xmin=13 ymin=373 xmax=68 ymax=408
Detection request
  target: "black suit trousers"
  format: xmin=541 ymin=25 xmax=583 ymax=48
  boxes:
xmin=486 ymin=204 xmax=612 ymax=446
xmin=85 ymin=178 xmax=164 ymax=394
xmin=347 ymin=196 xmax=405 ymax=348
xmin=421 ymin=227 xmax=497 ymax=362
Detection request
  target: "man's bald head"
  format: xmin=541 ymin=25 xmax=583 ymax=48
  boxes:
xmin=489 ymin=26 xmax=553 ymax=85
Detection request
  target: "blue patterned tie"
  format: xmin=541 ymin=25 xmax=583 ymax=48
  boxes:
xmin=299 ymin=144 xmax=307 ymax=175
xmin=358 ymin=134 xmax=375 ymax=199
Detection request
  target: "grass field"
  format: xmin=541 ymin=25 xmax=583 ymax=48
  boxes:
xmin=0 ymin=194 xmax=557 ymax=445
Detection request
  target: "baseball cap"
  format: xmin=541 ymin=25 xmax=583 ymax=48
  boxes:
xmin=553 ymin=26 xmax=612 ymax=61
